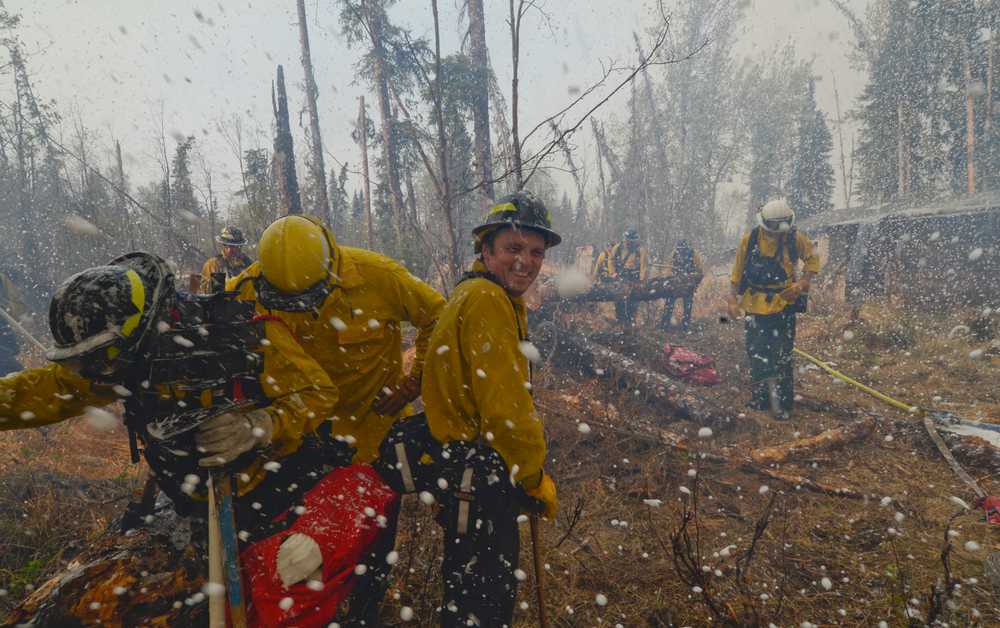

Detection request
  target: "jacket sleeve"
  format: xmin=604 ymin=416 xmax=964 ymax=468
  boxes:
xmin=382 ymin=260 xmax=445 ymax=380
xmin=461 ymin=291 xmax=545 ymax=487
xmin=730 ymin=234 xmax=751 ymax=286
xmin=640 ymin=249 xmax=649 ymax=281
xmin=592 ymin=252 xmax=605 ymax=278
xmin=199 ymin=258 xmax=218 ymax=294
xmin=256 ymin=319 xmax=339 ymax=458
xmin=0 ymin=364 xmax=118 ymax=431
xmin=693 ymin=252 xmax=705 ymax=278
xmin=607 ymin=245 xmax=620 ymax=277
xmin=797 ymin=232 xmax=822 ymax=275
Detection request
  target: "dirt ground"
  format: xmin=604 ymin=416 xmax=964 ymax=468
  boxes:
xmin=2 ymin=277 xmax=1000 ymax=626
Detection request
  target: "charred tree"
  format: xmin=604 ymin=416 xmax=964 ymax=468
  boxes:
xmin=357 ymin=96 xmax=374 ymax=249
xmin=466 ymin=0 xmax=494 ymax=200
xmin=533 ymin=323 xmax=729 ymax=426
xmin=272 ymin=65 xmax=302 ymax=216
xmin=296 ymin=0 xmax=332 ymax=223
xmin=508 ymin=0 xmax=525 ymax=188
xmin=10 ymin=48 xmax=39 ymax=285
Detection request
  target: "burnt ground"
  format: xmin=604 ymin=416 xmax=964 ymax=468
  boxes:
xmin=2 ymin=283 xmax=1000 ymax=626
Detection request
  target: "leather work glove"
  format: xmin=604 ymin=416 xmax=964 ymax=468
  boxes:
xmin=276 ymin=532 xmax=323 ymax=587
xmin=524 ymin=473 xmax=558 ymax=520
xmin=372 ymin=373 xmax=421 ymax=416
xmin=196 ymin=409 xmax=274 ymax=468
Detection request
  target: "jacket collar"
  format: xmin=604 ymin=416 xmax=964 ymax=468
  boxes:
xmin=331 ymin=245 xmax=362 ymax=289
xmin=464 ymin=259 xmax=526 ymax=307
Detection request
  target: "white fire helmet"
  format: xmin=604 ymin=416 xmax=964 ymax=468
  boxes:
xmin=757 ymin=199 xmax=796 ymax=233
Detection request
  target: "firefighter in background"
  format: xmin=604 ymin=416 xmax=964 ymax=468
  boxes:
xmin=200 ymin=226 xmax=253 ymax=293
xmin=727 ymin=199 xmax=820 ymax=418
xmin=377 ymin=191 xmax=560 ymax=627
xmin=608 ymin=227 xmax=647 ymax=325
xmin=0 ymin=269 xmax=27 ymax=375
xmin=659 ymin=239 xmax=704 ymax=332
xmin=592 ymin=240 xmax=614 ymax=284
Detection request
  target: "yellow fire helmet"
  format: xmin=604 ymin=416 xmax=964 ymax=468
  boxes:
xmin=259 ymin=215 xmax=337 ymax=294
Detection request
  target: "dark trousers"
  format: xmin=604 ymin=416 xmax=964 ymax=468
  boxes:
xmin=745 ymin=310 xmax=796 ymax=412
xmin=615 ymin=297 xmax=639 ymax=326
xmin=438 ymin=489 xmax=520 ymax=627
xmin=375 ymin=415 xmax=523 ymax=627
xmin=342 ymin=506 xmax=399 ymax=626
xmin=659 ymin=292 xmax=694 ymax=330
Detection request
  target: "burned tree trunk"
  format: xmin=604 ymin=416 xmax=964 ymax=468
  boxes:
xmin=296 ymin=0 xmax=332 ymax=223
xmin=533 ymin=323 xmax=729 ymax=426
xmin=272 ymin=65 xmax=302 ymax=216
xmin=466 ymin=0 xmax=494 ymax=201
xmin=357 ymin=96 xmax=374 ymax=249
xmin=551 ymin=274 xmax=697 ymax=305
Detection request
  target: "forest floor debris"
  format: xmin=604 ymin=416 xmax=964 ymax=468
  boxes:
xmin=3 ymin=294 xmax=1000 ymax=625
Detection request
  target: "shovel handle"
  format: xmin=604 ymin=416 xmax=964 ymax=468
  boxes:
xmin=529 ymin=515 xmax=548 ymax=628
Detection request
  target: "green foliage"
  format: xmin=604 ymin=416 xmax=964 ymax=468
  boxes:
xmin=855 ymin=0 xmax=1000 ymax=202
xmin=744 ymin=45 xmax=813 ymax=218
xmin=788 ymin=78 xmax=835 ymax=219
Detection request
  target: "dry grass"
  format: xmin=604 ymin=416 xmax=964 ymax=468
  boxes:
xmin=0 ymin=413 xmax=142 ymax=614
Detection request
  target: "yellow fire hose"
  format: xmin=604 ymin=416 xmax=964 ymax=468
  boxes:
xmin=792 ymin=347 xmax=917 ymax=414
xmin=793 ymin=346 xmax=987 ymax=499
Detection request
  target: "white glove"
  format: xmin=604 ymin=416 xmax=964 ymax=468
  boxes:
xmin=277 ymin=532 xmax=323 ymax=587
xmin=196 ymin=409 xmax=274 ymax=468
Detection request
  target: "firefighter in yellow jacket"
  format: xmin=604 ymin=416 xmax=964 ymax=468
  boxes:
xmin=377 ymin=191 xmax=559 ymax=627
xmin=227 ymin=215 xmax=444 ymax=623
xmin=0 ymin=252 xmax=364 ymax=619
xmin=228 ymin=215 xmax=445 ymax=464
xmin=608 ymin=227 xmax=647 ymax=325
xmin=200 ymin=225 xmax=253 ymax=293
xmin=727 ymin=199 xmax=821 ymax=417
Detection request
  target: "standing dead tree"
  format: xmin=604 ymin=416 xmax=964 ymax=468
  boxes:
xmin=466 ymin=1 xmax=694 ymax=198
xmin=355 ymin=96 xmax=374 ymax=249
xmin=465 ymin=0 xmax=494 ymax=202
xmin=272 ymin=65 xmax=302 ymax=216
xmin=296 ymin=0 xmax=332 ymax=223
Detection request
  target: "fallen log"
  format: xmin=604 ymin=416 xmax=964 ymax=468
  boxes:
xmin=749 ymin=417 xmax=875 ymax=465
xmin=556 ymin=275 xmax=698 ymax=304
xmin=534 ymin=323 xmax=731 ymax=427
xmin=742 ymin=465 xmax=864 ymax=499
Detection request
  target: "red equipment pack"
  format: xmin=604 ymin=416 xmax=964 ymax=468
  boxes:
xmin=662 ymin=342 xmax=721 ymax=386
xmin=241 ymin=465 xmax=399 ymax=627
xmin=976 ymin=495 xmax=1000 ymax=526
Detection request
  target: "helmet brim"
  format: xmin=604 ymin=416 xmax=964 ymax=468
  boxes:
xmin=216 ymin=236 xmax=248 ymax=246
xmin=472 ymin=221 xmax=562 ymax=248
xmin=46 ymin=327 xmax=122 ymax=362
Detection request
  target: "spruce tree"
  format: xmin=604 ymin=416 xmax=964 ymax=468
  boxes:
xmin=789 ymin=78 xmax=835 ymax=219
